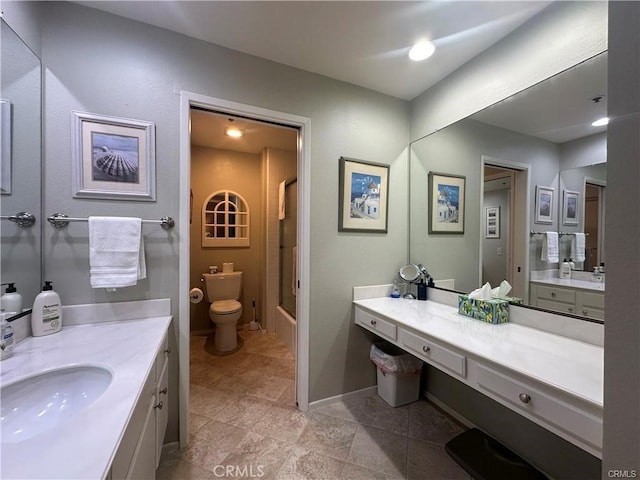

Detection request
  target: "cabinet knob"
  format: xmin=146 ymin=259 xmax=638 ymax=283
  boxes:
xmin=518 ymin=393 xmax=531 ymax=404
xmin=551 ymin=292 xmax=556 ymax=297
xmin=159 ymin=387 xmax=168 ymax=395
xmin=370 ymin=320 xmax=377 ymax=327
xmin=164 ymin=347 xmax=171 ymax=355
xmin=422 ymin=345 xmax=430 ymax=353
xmin=582 ymin=310 xmax=588 ymax=316
xmin=155 ymin=401 xmax=164 ymax=410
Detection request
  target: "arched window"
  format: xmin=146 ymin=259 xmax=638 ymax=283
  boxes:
xmin=202 ymin=190 xmax=250 ymax=247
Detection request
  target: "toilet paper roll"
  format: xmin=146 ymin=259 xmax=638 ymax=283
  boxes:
xmin=189 ymin=288 xmax=204 ymax=304
xmin=222 ymin=262 xmax=234 ymax=273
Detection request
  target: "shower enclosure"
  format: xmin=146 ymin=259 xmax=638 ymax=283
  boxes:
xmin=279 ymin=179 xmax=297 ymax=317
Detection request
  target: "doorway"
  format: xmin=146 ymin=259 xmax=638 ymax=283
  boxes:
xmin=584 ymin=181 xmax=606 ymax=271
xmin=179 ymin=92 xmax=311 ymax=448
xmin=481 ymin=156 xmax=530 ymax=300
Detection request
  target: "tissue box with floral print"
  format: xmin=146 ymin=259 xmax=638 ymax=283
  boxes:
xmin=457 ymin=295 xmax=509 ymax=324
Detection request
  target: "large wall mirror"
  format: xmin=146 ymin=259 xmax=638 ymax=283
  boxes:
xmin=409 ymin=51 xmax=607 ymax=322
xmin=0 ymin=18 xmax=43 ymax=313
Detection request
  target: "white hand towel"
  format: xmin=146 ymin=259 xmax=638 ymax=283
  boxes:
xmin=89 ymin=217 xmax=146 ymax=289
xmin=571 ymin=233 xmax=586 ymax=262
xmin=278 ymin=180 xmax=286 ymax=220
xmin=541 ymin=231 xmax=559 ymax=263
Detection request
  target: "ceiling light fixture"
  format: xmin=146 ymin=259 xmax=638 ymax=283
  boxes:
xmin=225 ymin=127 xmax=243 ymax=138
xmin=409 ymin=40 xmax=435 ymax=62
xmin=591 ymin=117 xmax=609 ymax=127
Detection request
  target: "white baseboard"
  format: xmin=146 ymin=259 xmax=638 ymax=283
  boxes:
xmin=161 ymin=441 xmax=180 ymax=456
xmin=425 ymin=392 xmax=475 ymax=429
xmin=308 ymin=386 xmax=378 ymax=410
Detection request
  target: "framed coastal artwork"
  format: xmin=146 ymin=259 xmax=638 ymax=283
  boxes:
xmin=338 ymin=157 xmax=389 ymax=233
xmin=485 ymin=206 xmax=500 ymax=238
xmin=562 ymin=190 xmax=580 ymax=225
xmin=428 ymin=172 xmax=465 ymax=234
xmin=72 ymin=111 xmax=156 ymax=201
xmin=535 ymin=185 xmax=554 ymax=224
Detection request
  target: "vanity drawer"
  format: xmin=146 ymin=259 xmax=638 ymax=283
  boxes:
xmin=476 ymin=364 xmax=602 ymax=450
xmin=535 ymin=285 xmax=576 ymax=304
xmin=536 ymin=299 xmax=577 ymax=315
xmin=355 ymin=308 xmax=397 ymax=341
xmin=580 ymin=292 xmax=604 ymax=310
xmin=398 ymin=328 xmax=466 ymax=378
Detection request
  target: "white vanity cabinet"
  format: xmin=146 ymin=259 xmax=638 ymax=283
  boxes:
xmin=355 ymin=306 xmax=397 ymax=341
xmin=398 ymin=328 xmax=466 ymax=379
xmin=530 ymin=283 xmax=605 ymax=320
xmin=353 ymin=300 xmax=603 ymax=458
xmin=475 ymin=363 xmax=602 ymax=453
xmin=111 ymin=331 xmax=170 ymax=480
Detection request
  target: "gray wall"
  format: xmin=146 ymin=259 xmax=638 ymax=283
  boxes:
xmin=559 ymin=132 xmax=606 ymax=171
xmin=38 ymin=1 xmax=410 ymax=443
xmin=603 ymin=1 xmax=640 ymax=475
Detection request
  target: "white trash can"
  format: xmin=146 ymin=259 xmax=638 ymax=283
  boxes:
xmin=370 ymin=342 xmax=422 ymax=407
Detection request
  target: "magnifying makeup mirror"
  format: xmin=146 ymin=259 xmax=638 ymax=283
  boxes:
xmin=399 ymin=264 xmax=421 ymax=298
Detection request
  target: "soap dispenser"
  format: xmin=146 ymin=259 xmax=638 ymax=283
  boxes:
xmin=559 ymin=259 xmax=571 ymax=279
xmin=390 ymin=280 xmax=401 ymax=298
xmin=1 ymin=312 xmax=15 ymax=360
xmin=1 ymin=283 xmax=22 ymax=314
xmin=31 ymin=281 xmax=62 ymax=337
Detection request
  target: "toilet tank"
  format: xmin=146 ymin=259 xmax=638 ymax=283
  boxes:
xmin=202 ymin=272 xmax=243 ymax=302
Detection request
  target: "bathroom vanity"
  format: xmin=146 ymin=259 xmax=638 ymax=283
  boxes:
xmin=354 ymin=294 xmax=603 ymax=459
xmin=0 ymin=300 xmax=172 ymax=479
xmin=529 ymin=274 xmax=605 ymax=320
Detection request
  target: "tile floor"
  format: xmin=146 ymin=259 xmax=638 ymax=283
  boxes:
xmin=157 ymin=328 xmax=471 ymax=480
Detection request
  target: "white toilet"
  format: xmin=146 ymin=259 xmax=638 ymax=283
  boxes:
xmin=202 ymin=271 xmax=243 ymax=352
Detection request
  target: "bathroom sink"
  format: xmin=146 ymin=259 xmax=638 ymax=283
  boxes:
xmin=1 ymin=365 xmax=113 ymax=444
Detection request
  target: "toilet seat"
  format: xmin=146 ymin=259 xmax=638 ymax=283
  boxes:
xmin=210 ymin=299 xmax=242 ymax=315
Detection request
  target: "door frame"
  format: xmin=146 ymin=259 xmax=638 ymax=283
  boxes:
xmin=481 ymin=155 xmax=531 ymax=301
xmin=179 ymin=91 xmax=311 ymax=448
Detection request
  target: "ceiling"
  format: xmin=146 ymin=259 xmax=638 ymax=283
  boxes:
xmin=75 ymin=1 xmax=604 ymax=147
xmin=75 ymin=1 xmax=551 ymax=101
xmin=190 ymin=109 xmax=297 ymax=153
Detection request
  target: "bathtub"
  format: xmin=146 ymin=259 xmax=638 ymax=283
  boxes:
xmin=275 ymin=306 xmax=296 ymax=356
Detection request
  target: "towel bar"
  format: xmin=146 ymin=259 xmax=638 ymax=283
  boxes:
xmin=47 ymin=213 xmax=175 ymax=230
xmin=529 ymin=231 xmax=589 ymax=236
xmin=0 ymin=212 xmax=36 ymax=227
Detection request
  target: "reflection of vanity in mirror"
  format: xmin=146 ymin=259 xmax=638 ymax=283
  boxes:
xmin=0 ymin=19 xmax=43 ymax=316
xmin=410 ymin=52 xmax=606 ymax=322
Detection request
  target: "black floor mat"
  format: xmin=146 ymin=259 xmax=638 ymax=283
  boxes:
xmin=445 ymin=428 xmax=548 ymax=480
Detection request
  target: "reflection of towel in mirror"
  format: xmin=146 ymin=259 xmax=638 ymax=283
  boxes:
xmin=541 ymin=231 xmax=559 ymax=263
xmin=89 ymin=216 xmax=146 ymax=290
xmin=571 ymin=233 xmax=586 ymax=262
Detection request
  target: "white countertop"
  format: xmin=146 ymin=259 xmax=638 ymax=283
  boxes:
xmin=354 ymin=297 xmax=603 ymax=408
xmin=1 ymin=315 xmax=172 ymax=479
xmin=530 ymin=276 xmax=605 ymax=292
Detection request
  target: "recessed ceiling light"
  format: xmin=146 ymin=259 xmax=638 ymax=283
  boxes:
xmin=591 ymin=117 xmax=609 ymax=127
xmin=225 ymin=127 xmax=243 ymax=138
xmin=409 ymin=40 xmax=435 ymax=62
